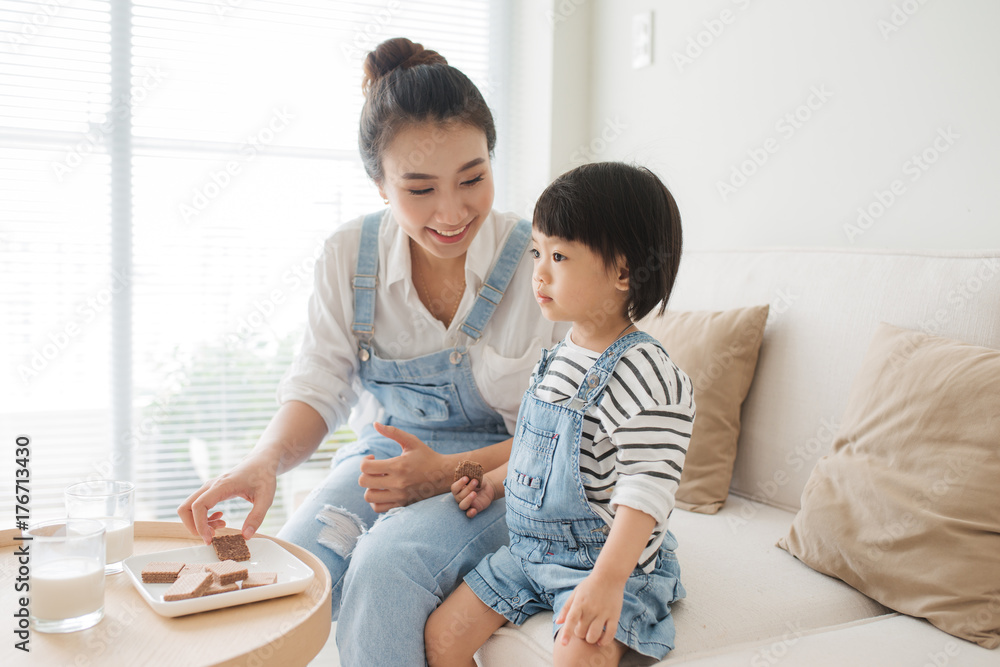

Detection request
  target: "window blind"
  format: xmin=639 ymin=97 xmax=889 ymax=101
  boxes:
xmin=2 ymin=0 xmax=501 ymax=533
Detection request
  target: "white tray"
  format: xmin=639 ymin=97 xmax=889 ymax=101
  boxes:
xmin=123 ymin=538 xmax=315 ymax=617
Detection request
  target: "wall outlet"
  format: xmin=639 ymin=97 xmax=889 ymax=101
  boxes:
xmin=632 ymin=11 xmax=653 ymax=69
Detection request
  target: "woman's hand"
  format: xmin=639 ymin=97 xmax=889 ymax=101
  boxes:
xmin=358 ymin=422 xmax=451 ymax=512
xmin=177 ymin=400 xmax=326 ymax=543
xmin=177 ymin=456 xmax=278 ymax=544
xmin=451 ymin=472 xmax=501 ymax=518
xmin=555 ymin=571 xmax=626 ymax=646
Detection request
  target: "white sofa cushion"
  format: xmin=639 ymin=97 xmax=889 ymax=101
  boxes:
xmin=666 ymin=614 xmax=1000 ymax=667
xmin=477 ymin=495 xmax=891 ymax=665
xmin=665 ymin=249 xmax=1000 ymax=511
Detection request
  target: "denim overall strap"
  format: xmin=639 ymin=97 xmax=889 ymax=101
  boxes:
xmin=348 ymin=210 xmax=513 ymax=447
xmin=526 ymin=340 xmax=564 ymax=393
xmin=350 ymin=210 xmax=383 ymax=350
xmin=566 ymin=330 xmax=663 ymax=412
xmin=458 ymin=219 xmax=531 ymax=341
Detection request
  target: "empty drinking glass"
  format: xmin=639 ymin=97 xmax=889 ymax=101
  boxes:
xmin=65 ymin=480 xmax=135 ymax=574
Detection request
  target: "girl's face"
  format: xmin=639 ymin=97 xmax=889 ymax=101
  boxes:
xmin=378 ymin=122 xmax=494 ymax=262
xmin=531 ymin=230 xmax=630 ymax=342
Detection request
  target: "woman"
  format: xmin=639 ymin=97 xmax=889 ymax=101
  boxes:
xmin=178 ymin=37 xmax=566 ymax=664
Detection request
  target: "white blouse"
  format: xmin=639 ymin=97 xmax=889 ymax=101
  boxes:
xmin=277 ymin=209 xmax=569 ymax=436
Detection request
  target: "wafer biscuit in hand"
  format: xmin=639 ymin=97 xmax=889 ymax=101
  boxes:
xmin=454 ymin=460 xmax=484 ymax=485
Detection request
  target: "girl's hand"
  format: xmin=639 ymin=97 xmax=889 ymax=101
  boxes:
xmin=555 ymin=572 xmax=626 ymax=646
xmin=178 ymin=456 xmax=278 ymax=544
xmin=451 ymin=473 xmax=501 ymax=518
xmin=358 ymin=422 xmax=450 ymax=512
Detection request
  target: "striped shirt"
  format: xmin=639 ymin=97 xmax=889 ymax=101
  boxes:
xmin=533 ymin=332 xmax=695 ymax=572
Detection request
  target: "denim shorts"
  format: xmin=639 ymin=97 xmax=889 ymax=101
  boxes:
xmin=465 ymin=535 xmax=685 ymax=660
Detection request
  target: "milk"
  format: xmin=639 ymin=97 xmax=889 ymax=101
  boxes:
xmin=102 ymin=518 xmax=134 ymax=563
xmin=32 ymin=558 xmax=105 ymax=620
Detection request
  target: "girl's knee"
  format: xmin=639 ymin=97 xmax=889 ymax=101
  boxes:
xmin=424 ymin=608 xmax=458 ymax=666
xmin=553 ymin=631 xmax=626 ymax=667
xmin=424 ymin=585 xmax=501 ymax=667
xmin=424 ymin=606 xmax=479 ymax=667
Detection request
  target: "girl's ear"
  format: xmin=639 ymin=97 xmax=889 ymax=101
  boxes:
xmin=376 ymin=180 xmax=387 ymax=202
xmin=615 ymin=260 xmax=630 ymax=292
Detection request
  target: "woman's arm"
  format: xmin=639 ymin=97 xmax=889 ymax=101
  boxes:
xmin=250 ymin=400 xmax=331 ymax=473
xmin=358 ymin=424 xmax=513 ymax=512
xmin=178 ymin=222 xmax=365 ymax=541
xmin=178 ymin=400 xmax=328 ymax=543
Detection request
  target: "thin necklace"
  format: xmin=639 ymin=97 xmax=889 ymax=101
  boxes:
xmin=615 ymin=321 xmax=636 ymax=340
xmin=571 ymin=321 xmax=635 ymax=350
xmin=414 ymin=251 xmax=465 ymax=328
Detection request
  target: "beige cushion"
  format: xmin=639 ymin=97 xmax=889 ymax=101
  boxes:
xmin=778 ymin=323 xmax=1000 ymax=649
xmin=639 ymin=306 xmax=769 ymax=513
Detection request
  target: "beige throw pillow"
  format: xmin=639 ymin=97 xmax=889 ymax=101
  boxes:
xmin=638 ymin=305 xmax=769 ymax=514
xmin=778 ymin=323 xmax=1000 ymax=648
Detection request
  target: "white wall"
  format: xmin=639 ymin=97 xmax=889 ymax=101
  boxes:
xmin=496 ymin=0 xmax=593 ymax=220
xmin=552 ymin=0 xmax=1000 ymax=251
xmin=494 ymin=0 xmax=552 ymax=219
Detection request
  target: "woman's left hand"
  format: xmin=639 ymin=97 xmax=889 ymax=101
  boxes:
xmin=358 ymin=422 xmax=451 ymax=512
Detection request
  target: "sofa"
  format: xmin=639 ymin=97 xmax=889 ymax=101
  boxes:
xmin=473 ymin=248 xmax=1000 ymax=666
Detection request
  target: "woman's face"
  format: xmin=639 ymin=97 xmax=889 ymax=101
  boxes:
xmin=378 ymin=122 xmax=495 ymax=261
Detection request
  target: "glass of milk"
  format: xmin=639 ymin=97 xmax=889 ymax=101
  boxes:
xmin=65 ymin=480 xmax=135 ymax=574
xmin=25 ymin=518 xmax=106 ymax=633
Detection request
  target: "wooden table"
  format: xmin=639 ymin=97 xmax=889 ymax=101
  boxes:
xmin=2 ymin=521 xmax=332 ymax=667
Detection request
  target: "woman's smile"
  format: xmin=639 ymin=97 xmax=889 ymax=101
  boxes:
xmin=428 ymin=222 xmax=472 ymax=243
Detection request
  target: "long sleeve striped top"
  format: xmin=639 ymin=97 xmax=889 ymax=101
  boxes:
xmin=532 ymin=332 xmax=696 ymax=572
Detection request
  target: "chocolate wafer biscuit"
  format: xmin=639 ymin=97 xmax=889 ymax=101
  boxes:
xmin=202 ymin=580 xmax=240 ymax=596
xmin=241 ymin=572 xmax=277 ymax=589
xmin=141 ymin=561 xmax=186 ymax=584
xmin=454 ymin=460 xmax=484 ymax=485
xmin=205 ymin=560 xmax=248 ymax=585
xmin=163 ymin=571 xmax=213 ymax=601
xmin=211 ymin=534 xmax=251 ymax=562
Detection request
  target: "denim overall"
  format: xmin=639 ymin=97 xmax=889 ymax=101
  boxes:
xmin=465 ymin=331 xmax=686 ymax=660
xmin=278 ymin=211 xmax=531 ymax=666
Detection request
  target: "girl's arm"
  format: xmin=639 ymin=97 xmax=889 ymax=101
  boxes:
xmin=358 ymin=425 xmax=513 ymax=512
xmin=590 ymin=505 xmax=657 ymax=581
xmin=556 ymin=506 xmax=657 ymax=645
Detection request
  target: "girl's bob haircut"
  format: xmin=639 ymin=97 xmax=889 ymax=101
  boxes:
xmin=532 ymin=162 xmax=683 ymax=322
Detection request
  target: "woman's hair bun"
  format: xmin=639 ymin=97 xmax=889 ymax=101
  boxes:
xmin=362 ymin=37 xmax=447 ymax=96
xmin=357 ymin=36 xmax=495 ymax=182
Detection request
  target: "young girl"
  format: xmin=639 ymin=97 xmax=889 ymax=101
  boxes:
xmin=425 ymin=162 xmax=695 ymax=666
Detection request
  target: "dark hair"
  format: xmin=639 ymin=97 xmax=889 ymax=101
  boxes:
xmin=359 ymin=37 xmax=496 ymax=182
xmin=532 ymin=162 xmax=683 ymax=321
